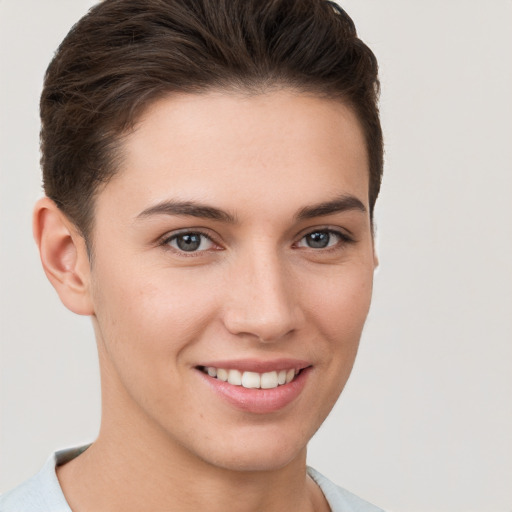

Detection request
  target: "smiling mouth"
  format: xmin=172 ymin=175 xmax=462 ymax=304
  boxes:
xmin=197 ymin=366 xmax=303 ymax=390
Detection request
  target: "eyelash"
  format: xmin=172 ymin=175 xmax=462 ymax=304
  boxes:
xmin=294 ymin=229 xmax=355 ymax=251
xmin=159 ymin=227 xmax=354 ymax=256
xmin=160 ymin=229 xmax=219 ymax=257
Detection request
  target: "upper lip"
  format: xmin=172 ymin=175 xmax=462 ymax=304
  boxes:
xmin=196 ymin=358 xmax=311 ymax=373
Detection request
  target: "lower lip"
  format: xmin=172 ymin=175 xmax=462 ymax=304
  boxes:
xmin=197 ymin=368 xmax=311 ymax=414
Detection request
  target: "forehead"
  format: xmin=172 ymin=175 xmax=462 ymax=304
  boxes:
xmin=96 ymin=90 xmax=369 ymax=223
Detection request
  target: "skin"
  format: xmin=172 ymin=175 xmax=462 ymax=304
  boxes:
xmin=34 ymin=89 xmax=377 ymax=512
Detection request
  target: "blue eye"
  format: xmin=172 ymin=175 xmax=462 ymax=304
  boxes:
xmin=297 ymin=230 xmax=344 ymax=249
xmin=166 ymin=232 xmax=215 ymax=252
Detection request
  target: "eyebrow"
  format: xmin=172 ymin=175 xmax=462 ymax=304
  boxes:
xmin=295 ymin=194 xmax=367 ymax=220
xmin=136 ymin=200 xmax=237 ymax=223
xmin=135 ymin=194 xmax=366 ymax=223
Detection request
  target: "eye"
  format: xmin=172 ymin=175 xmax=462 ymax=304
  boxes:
xmin=296 ymin=230 xmax=346 ymax=249
xmin=165 ymin=232 xmax=216 ymax=253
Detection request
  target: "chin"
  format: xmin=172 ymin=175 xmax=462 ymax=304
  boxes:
xmin=194 ymin=426 xmax=310 ymax=473
xmin=206 ymin=449 xmax=303 ymax=473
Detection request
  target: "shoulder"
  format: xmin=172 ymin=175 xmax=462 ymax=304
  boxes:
xmin=0 ymin=446 xmax=87 ymax=512
xmin=307 ymin=466 xmax=385 ymax=512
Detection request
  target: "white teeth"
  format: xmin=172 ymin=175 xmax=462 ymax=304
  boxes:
xmin=260 ymin=371 xmax=278 ymax=389
xmin=217 ymin=368 xmax=228 ymax=381
xmin=227 ymin=369 xmax=242 ymax=385
xmin=203 ymin=366 xmax=301 ymax=389
xmin=242 ymin=371 xmax=261 ymax=389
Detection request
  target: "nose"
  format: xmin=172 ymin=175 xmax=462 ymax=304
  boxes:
xmin=222 ymin=245 xmax=303 ymax=343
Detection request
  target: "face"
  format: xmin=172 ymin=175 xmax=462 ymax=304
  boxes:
xmin=86 ymin=89 xmax=376 ymax=472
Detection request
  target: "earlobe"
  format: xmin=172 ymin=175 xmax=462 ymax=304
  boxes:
xmin=33 ymin=197 xmax=94 ymax=316
xmin=371 ymin=234 xmax=379 ymax=270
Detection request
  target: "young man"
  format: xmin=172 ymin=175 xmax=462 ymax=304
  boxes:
xmin=1 ymin=1 xmax=384 ymax=510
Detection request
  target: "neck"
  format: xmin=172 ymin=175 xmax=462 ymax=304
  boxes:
xmin=58 ymin=429 xmax=323 ymax=512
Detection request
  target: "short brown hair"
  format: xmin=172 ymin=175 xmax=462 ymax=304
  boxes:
xmin=41 ymin=0 xmax=383 ymax=240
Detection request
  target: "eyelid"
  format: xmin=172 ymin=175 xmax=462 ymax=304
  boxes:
xmin=159 ymin=228 xmax=223 ymax=254
xmin=296 ymin=225 xmax=354 ymax=241
xmin=294 ymin=226 xmax=355 ymax=250
xmin=156 ymin=225 xmax=354 ymax=254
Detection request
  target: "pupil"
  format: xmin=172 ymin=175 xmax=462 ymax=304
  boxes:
xmin=307 ymin=231 xmax=329 ymax=248
xmin=177 ymin=233 xmax=201 ymax=251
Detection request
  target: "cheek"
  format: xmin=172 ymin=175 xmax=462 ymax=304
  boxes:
xmin=90 ymin=265 xmax=224 ymax=419
xmin=307 ymin=264 xmax=374 ymax=408
xmin=91 ymin=263 xmax=222 ymax=363
xmin=305 ymin=262 xmax=374 ymax=341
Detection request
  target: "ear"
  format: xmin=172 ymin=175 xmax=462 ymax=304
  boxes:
xmin=373 ymin=247 xmax=379 ymax=269
xmin=33 ymin=197 xmax=94 ymax=316
xmin=371 ymin=225 xmax=379 ymax=270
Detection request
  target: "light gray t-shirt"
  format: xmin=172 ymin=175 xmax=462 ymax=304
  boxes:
xmin=0 ymin=446 xmax=384 ymax=512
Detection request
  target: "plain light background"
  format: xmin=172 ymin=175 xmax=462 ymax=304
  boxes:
xmin=1 ymin=1 xmax=511 ymax=511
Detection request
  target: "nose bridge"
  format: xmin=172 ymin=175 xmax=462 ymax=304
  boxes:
xmin=223 ymin=239 xmax=301 ymax=342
